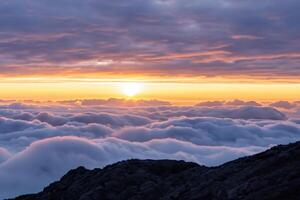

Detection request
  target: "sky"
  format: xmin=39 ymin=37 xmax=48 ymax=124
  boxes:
xmin=0 ymin=0 xmax=299 ymax=102
xmin=1 ymin=0 xmax=300 ymax=199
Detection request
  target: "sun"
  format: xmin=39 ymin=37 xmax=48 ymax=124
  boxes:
xmin=121 ymin=82 xmax=143 ymax=97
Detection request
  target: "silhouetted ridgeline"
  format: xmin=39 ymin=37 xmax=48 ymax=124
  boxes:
xmin=12 ymin=141 xmax=300 ymax=200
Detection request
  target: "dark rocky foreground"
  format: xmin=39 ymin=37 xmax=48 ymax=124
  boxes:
xmin=12 ymin=142 xmax=300 ymax=200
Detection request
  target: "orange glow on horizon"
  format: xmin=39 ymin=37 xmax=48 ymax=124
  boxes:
xmin=0 ymin=77 xmax=299 ymax=104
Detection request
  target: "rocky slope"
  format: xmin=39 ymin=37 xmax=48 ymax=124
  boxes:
xmin=12 ymin=141 xmax=300 ymax=200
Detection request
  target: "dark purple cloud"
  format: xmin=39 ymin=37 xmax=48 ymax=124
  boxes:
xmin=226 ymin=100 xmax=261 ymax=106
xmin=270 ymin=101 xmax=297 ymax=109
xmin=195 ymin=101 xmax=224 ymax=107
xmin=0 ymin=0 xmax=299 ymax=79
xmin=0 ymin=147 xmax=10 ymax=163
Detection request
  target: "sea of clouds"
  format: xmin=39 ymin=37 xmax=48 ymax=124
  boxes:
xmin=0 ymin=99 xmax=300 ymax=199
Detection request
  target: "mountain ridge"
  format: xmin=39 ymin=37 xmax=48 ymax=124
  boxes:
xmin=11 ymin=141 xmax=300 ymax=200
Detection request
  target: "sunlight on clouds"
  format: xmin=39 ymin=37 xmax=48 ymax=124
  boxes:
xmin=96 ymin=60 xmax=114 ymax=66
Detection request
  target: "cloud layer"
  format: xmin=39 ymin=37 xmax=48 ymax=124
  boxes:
xmin=0 ymin=0 xmax=300 ymax=79
xmin=0 ymin=99 xmax=300 ymax=198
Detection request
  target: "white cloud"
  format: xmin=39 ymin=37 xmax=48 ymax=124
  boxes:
xmin=0 ymin=100 xmax=299 ymax=198
xmin=115 ymin=117 xmax=300 ymax=147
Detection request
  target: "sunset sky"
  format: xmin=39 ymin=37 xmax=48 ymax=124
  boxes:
xmin=0 ymin=0 xmax=299 ymax=102
xmin=1 ymin=1 xmax=300 ymax=199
